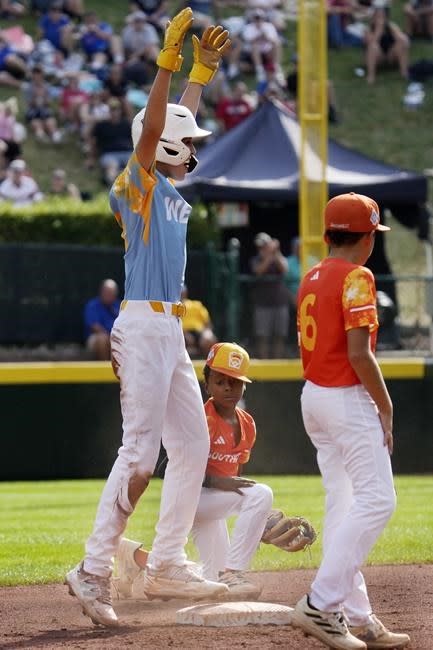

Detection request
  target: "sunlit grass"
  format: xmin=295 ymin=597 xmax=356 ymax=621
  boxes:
xmin=1 ymin=475 xmax=432 ymax=586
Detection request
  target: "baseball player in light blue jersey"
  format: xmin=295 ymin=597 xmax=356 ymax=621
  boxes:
xmin=65 ymin=8 xmax=231 ymax=627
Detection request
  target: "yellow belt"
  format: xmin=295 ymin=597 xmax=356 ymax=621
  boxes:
xmin=120 ymin=300 xmax=186 ymax=318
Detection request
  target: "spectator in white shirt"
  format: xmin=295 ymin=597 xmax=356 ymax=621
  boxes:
xmin=245 ymin=0 xmax=288 ymax=32
xmin=242 ymin=8 xmax=284 ymax=82
xmin=121 ymin=11 xmax=160 ymax=64
xmin=0 ymin=158 xmax=43 ymax=206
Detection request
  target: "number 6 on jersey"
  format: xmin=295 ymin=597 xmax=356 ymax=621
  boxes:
xmin=299 ymin=293 xmax=317 ymax=352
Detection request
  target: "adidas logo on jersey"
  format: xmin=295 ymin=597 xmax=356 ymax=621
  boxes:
xmin=310 ymin=271 xmax=320 ymax=281
xmin=214 ymin=436 xmax=225 ymax=445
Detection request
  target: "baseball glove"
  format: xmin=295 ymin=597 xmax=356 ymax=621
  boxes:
xmin=261 ymin=509 xmax=317 ymax=553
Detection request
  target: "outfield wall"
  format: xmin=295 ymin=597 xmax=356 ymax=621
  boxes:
xmin=0 ymin=359 xmax=432 ymax=480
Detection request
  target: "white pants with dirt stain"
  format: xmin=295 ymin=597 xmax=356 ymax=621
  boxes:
xmin=84 ymin=301 xmax=210 ymax=578
xmin=301 ymin=380 xmax=396 ymax=625
xmin=191 ymin=483 xmax=274 ymax=581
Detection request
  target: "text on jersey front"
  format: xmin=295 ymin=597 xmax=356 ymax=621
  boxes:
xmin=165 ymin=197 xmax=190 ymax=223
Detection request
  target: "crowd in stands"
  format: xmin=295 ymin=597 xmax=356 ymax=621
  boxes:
xmin=0 ymin=0 xmax=428 ymax=203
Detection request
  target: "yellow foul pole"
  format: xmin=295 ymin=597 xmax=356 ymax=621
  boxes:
xmin=298 ymin=0 xmax=328 ymax=275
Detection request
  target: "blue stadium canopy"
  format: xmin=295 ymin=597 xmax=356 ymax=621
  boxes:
xmin=178 ymin=99 xmax=427 ymax=206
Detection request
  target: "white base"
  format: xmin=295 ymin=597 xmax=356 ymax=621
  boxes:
xmin=176 ymin=601 xmax=294 ymax=627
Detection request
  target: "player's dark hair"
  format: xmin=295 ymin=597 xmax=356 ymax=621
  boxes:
xmin=325 ymin=230 xmax=369 ymax=247
xmin=203 ymin=364 xmax=211 ymax=383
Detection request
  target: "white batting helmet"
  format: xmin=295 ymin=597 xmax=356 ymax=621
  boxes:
xmin=131 ymin=103 xmax=211 ymax=166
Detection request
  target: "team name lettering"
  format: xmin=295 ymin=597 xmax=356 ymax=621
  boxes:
xmin=165 ymin=197 xmax=190 ymax=224
xmin=209 ymin=451 xmax=242 ymax=463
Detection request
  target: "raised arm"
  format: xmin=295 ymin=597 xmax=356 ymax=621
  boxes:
xmin=180 ymin=24 xmax=231 ymax=117
xmin=135 ymin=7 xmax=193 ymax=170
xmin=136 ymin=68 xmax=172 ymax=171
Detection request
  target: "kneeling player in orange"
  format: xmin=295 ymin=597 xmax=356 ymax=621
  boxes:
xmin=190 ymin=342 xmax=274 ymax=598
xmin=117 ymin=343 xmax=272 ymax=600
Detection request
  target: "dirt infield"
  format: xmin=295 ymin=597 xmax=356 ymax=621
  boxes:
xmin=1 ymin=565 xmax=432 ymax=649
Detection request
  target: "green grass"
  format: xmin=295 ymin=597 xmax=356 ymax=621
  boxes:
xmin=1 ymin=475 xmax=433 ymax=587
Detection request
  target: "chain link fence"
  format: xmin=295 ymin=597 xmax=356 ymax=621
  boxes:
xmin=231 ymin=273 xmax=433 ymax=357
xmin=0 ymin=243 xmax=431 ymax=358
xmin=0 ymin=243 xmax=240 ymax=359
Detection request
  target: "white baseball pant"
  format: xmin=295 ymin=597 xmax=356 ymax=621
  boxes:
xmin=84 ymin=301 xmax=210 ymax=578
xmin=301 ymin=380 xmax=396 ymax=625
xmin=191 ymin=483 xmax=273 ymax=580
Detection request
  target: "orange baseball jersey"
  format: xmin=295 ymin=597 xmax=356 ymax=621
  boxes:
xmin=204 ymin=399 xmax=256 ymax=478
xmin=297 ymin=257 xmax=379 ymax=387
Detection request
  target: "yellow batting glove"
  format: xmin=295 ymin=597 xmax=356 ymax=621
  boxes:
xmin=156 ymin=7 xmax=193 ymax=72
xmin=189 ymin=25 xmax=231 ymax=86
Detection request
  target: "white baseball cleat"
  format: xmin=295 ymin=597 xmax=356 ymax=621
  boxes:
xmin=116 ymin=537 xmax=143 ymax=598
xmin=65 ymin=562 xmax=118 ymax=627
xmin=291 ymin=595 xmax=367 ymax=650
xmin=349 ymin=615 xmax=410 ymax=649
xmin=143 ymin=562 xmax=229 ymax=601
xmin=218 ymin=570 xmax=262 ymax=600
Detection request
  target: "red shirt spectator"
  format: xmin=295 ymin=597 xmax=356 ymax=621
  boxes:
xmin=60 ymin=77 xmax=88 ymax=115
xmin=215 ymin=82 xmax=254 ymax=131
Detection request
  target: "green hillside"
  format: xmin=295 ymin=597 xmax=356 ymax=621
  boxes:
xmin=5 ymin=2 xmax=431 ymax=188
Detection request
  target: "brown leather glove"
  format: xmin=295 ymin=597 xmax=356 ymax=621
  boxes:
xmin=261 ymin=510 xmax=317 ymax=552
xmin=189 ymin=24 xmax=231 ymax=85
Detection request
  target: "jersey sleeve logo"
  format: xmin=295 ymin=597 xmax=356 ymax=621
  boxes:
xmin=343 ymin=267 xmax=378 ymax=332
xmin=343 ymin=268 xmax=375 ymax=311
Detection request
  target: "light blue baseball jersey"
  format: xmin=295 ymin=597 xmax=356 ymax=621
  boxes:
xmin=109 ymin=153 xmax=192 ymax=302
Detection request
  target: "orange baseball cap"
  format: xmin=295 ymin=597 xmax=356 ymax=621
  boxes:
xmin=205 ymin=342 xmax=252 ymax=383
xmin=325 ymin=192 xmax=390 ymax=233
